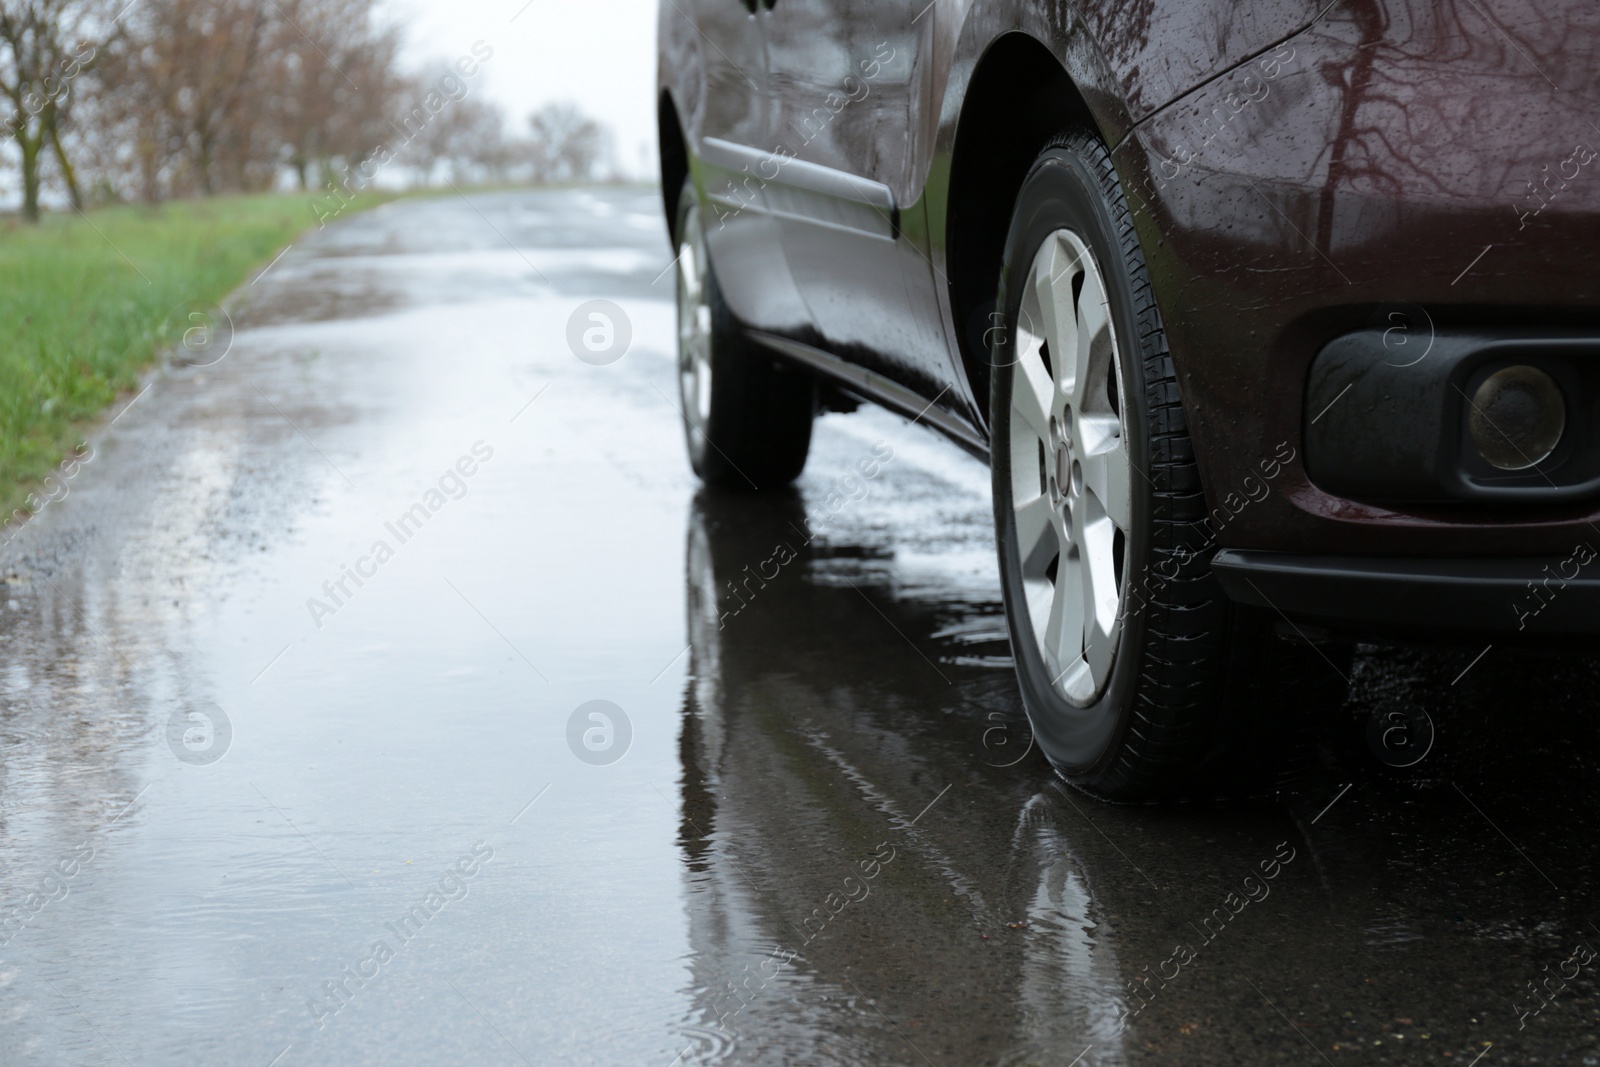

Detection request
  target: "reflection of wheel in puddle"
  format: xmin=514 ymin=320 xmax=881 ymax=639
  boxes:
xmin=683 ymin=501 xmax=727 ymax=767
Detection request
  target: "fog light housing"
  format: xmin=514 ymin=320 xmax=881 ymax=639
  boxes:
xmin=1467 ymin=365 xmax=1565 ymax=471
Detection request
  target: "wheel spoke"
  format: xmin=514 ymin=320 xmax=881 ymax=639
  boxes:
xmin=1078 ymin=416 xmax=1132 ymax=531
xmin=1031 ymin=237 xmax=1074 ymax=383
xmin=1072 ymin=279 xmax=1112 ymax=411
xmin=1075 ymin=410 xmax=1120 ymax=455
xmin=1023 ymin=576 xmax=1054 ymax=654
xmin=1012 ymin=343 xmax=1055 ymax=442
xmin=1076 ymin=500 xmax=1120 ymax=686
xmin=1042 ymin=259 xmax=1085 ymax=400
xmin=1013 ymin=493 xmax=1058 ymax=575
xmin=1044 ymin=556 xmax=1086 ymax=680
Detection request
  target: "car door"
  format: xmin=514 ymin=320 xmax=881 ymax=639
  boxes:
xmin=762 ymin=0 xmax=961 ymax=409
xmin=682 ymin=0 xmax=811 ymax=333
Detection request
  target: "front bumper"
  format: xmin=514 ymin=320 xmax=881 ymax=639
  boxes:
xmin=1212 ymin=548 xmax=1600 ymax=641
xmin=1111 ymin=2 xmax=1600 ymax=557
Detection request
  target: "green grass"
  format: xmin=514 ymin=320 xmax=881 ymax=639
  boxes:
xmin=0 ymin=191 xmax=393 ymax=521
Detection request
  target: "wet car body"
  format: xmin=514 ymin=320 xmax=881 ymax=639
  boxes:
xmin=656 ymin=0 xmax=1600 ymax=642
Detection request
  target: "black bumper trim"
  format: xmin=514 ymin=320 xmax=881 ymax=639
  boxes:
xmin=1211 ymin=548 xmax=1600 ymax=639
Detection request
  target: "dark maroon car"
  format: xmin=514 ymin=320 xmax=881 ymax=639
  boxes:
xmin=654 ymin=0 xmax=1600 ymax=799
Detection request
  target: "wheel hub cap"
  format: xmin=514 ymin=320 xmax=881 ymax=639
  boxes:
xmin=1008 ymin=228 xmax=1132 ymax=706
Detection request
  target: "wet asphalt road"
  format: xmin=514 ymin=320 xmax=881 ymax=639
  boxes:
xmin=4 ymin=187 xmax=1600 ymax=1066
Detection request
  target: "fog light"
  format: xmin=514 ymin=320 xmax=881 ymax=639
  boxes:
xmin=1467 ymin=365 xmax=1565 ymax=471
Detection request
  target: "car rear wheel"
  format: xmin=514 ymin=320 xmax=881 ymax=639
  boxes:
xmin=990 ymin=130 xmax=1348 ymax=801
xmin=674 ymin=178 xmax=816 ymax=490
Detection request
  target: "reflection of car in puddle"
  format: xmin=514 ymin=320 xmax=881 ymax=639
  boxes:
xmin=675 ymin=489 xmax=1133 ymax=1065
xmin=670 ymin=487 xmax=1597 ymax=1063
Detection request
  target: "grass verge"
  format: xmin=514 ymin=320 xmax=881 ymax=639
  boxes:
xmin=0 ymin=191 xmax=392 ymax=525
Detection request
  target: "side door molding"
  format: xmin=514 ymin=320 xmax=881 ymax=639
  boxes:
xmin=702 ymin=136 xmax=897 ymax=239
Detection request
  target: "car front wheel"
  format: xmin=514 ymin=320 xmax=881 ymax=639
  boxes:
xmin=990 ymin=130 xmax=1347 ymax=801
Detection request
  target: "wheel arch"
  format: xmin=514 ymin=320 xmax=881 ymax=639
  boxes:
xmin=658 ymin=90 xmax=690 ymax=247
xmin=944 ymin=31 xmax=1104 ymax=420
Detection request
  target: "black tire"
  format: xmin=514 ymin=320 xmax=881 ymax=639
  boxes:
xmin=990 ymin=130 xmax=1348 ymax=801
xmin=673 ymin=178 xmax=816 ymax=490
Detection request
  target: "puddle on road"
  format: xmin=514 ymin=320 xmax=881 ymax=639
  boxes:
xmin=1 ymin=188 xmax=1599 ymax=1066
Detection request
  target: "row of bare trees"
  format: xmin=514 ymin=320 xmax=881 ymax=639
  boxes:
xmin=0 ymin=0 xmax=615 ymax=221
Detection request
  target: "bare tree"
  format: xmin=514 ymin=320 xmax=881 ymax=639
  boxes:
xmin=525 ymin=101 xmax=610 ymax=184
xmin=323 ymin=19 xmax=405 ymax=181
xmin=442 ymin=96 xmax=507 ymax=183
xmin=387 ymin=60 xmax=502 ymax=188
xmin=93 ymin=0 xmax=277 ymax=199
xmin=0 ymin=0 xmax=106 ymax=218
xmin=389 ymin=65 xmax=452 ymax=186
xmin=4 ymin=0 xmax=476 ymax=210
xmin=268 ymin=0 xmax=402 ymax=190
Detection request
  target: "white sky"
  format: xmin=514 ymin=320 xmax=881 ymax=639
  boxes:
xmin=386 ymin=0 xmax=661 ymax=179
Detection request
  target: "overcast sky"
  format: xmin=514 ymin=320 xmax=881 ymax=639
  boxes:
xmin=389 ymin=0 xmax=661 ymax=179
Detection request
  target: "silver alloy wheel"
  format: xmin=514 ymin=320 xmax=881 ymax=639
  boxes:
xmin=677 ymin=204 xmax=714 ymax=433
xmin=1008 ymin=228 xmax=1133 ymax=706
